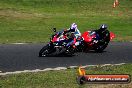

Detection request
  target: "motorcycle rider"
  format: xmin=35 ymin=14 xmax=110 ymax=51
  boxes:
xmin=67 ymin=23 xmax=81 ymax=38
xmin=92 ymin=24 xmax=109 ymax=43
xmin=64 ymin=23 xmax=82 ymax=47
xmin=98 ymin=24 xmax=108 ymax=35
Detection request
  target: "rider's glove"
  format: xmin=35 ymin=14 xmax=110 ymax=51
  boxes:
xmin=93 ymin=40 xmax=98 ymax=43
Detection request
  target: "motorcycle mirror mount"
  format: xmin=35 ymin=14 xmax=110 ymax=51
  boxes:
xmin=53 ymin=28 xmax=56 ymax=32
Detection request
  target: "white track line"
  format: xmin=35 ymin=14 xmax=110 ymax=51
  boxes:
xmin=11 ymin=43 xmax=27 ymax=44
xmin=69 ymin=66 xmax=78 ymax=68
xmin=114 ymin=63 xmax=126 ymax=65
xmin=0 ymin=63 xmax=126 ymax=76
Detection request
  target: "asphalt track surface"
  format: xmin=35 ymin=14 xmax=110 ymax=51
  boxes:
xmin=0 ymin=42 xmax=132 ymax=72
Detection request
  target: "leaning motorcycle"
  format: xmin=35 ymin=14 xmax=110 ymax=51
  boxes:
xmin=39 ymin=28 xmax=75 ymax=57
xmin=77 ymin=29 xmax=115 ymax=52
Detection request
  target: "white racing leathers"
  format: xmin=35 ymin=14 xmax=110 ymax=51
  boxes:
xmin=67 ymin=28 xmax=81 ymax=46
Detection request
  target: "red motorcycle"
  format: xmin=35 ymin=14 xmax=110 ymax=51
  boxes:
xmin=78 ymin=29 xmax=115 ymax=52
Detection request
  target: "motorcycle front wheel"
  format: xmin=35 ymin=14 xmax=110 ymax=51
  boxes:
xmin=39 ymin=43 xmax=55 ymax=57
xmin=39 ymin=44 xmax=49 ymax=57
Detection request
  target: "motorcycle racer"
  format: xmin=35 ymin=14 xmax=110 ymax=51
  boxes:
xmin=91 ymin=24 xmax=109 ymax=43
xmin=65 ymin=23 xmax=82 ymax=46
xmin=97 ymin=24 xmax=109 ymax=41
xmin=67 ymin=23 xmax=81 ymax=38
xmin=98 ymin=24 xmax=108 ymax=35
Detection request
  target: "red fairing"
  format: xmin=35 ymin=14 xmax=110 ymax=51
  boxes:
xmin=52 ymin=35 xmax=58 ymax=42
xmin=110 ymin=32 xmax=115 ymax=40
xmin=63 ymin=35 xmax=68 ymax=40
xmin=73 ymin=38 xmax=76 ymax=44
xmin=82 ymin=31 xmax=92 ymax=42
xmin=52 ymin=34 xmax=68 ymax=43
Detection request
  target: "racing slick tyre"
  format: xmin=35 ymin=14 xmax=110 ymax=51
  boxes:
xmin=39 ymin=44 xmax=49 ymax=57
xmin=95 ymin=42 xmax=109 ymax=53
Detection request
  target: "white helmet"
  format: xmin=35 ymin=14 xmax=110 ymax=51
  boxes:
xmin=70 ymin=23 xmax=77 ymax=33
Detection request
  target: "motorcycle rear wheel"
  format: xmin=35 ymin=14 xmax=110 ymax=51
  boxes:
xmin=95 ymin=42 xmax=109 ymax=52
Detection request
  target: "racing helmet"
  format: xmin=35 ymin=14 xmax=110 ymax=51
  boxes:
xmin=70 ymin=23 xmax=77 ymax=33
xmin=99 ymin=24 xmax=107 ymax=33
xmin=100 ymin=24 xmax=107 ymax=30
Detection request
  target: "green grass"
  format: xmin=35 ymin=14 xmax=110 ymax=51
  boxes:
xmin=0 ymin=64 xmax=132 ymax=88
xmin=0 ymin=0 xmax=132 ymax=43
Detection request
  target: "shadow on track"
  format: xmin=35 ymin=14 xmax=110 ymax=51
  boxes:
xmin=38 ymin=51 xmax=107 ymax=57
